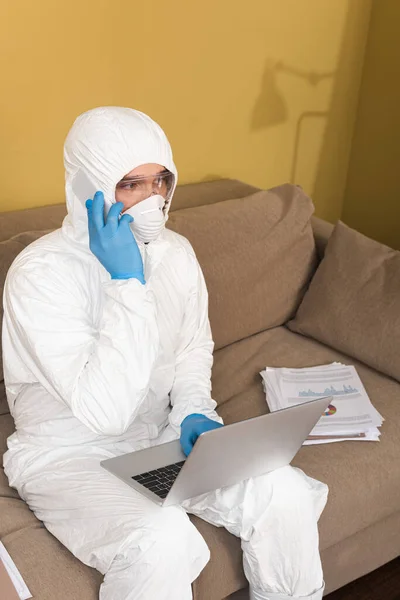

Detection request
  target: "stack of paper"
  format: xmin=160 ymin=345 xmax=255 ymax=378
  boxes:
xmin=260 ymin=363 xmax=384 ymax=444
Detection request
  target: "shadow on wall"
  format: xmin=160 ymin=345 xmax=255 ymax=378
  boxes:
xmin=250 ymin=58 xmax=335 ymax=197
xmin=250 ymin=59 xmax=289 ymax=130
xmin=249 ymin=1 xmax=371 ymax=223
xmin=342 ymin=0 xmax=400 ymax=250
xmin=251 ymin=59 xmax=334 ymax=133
xmin=290 ymin=110 xmax=329 ymax=185
xmin=280 ymin=60 xmax=335 ymax=186
xmin=311 ymin=0 xmax=372 ymax=222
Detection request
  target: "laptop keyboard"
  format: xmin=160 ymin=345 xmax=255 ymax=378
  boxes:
xmin=132 ymin=461 xmax=186 ymax=499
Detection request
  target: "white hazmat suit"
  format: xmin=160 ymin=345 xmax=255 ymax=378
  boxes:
xmin=3 ymin=107 xmax=328 ymax=600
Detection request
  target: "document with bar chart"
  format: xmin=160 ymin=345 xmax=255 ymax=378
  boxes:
xmin=260 ymin=363 xmax=384 ymax=444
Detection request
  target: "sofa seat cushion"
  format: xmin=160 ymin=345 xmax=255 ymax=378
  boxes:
xmin=0 ymin=382 xmax=8 ymax=416
xmin=0 ymin=413 xmax=15 ymax=468
xmin=1 ymin=527 xmax=101 ymax=600
xmin=1 ymin=329 xmax=399 ymax=600
xmin=168 ymin=184 xmax=317 ymax=350
xmin=211 ymin=327 xmax=400 ymax=550
xmin=192 ymin=326 xmax=400 ymax=599
xmin=289 ymin=221 xmax=400 ymax=382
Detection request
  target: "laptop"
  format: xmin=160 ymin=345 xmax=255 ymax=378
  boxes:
xmin=101 ymin=396 xmax=332 ymax=507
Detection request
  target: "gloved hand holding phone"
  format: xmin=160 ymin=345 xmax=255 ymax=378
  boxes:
xmin=86 ymin=191 xmax=145 ymax=283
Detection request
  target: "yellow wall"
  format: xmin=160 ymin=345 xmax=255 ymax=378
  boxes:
xmin=0 ymin=1 xmax=371 ymax=222
xmin=342 ymin=0 xmax=400 ymax=250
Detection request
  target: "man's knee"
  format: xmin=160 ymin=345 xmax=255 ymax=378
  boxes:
xmin=267 ymin=466 xmax=328 ymax=510
xmin=149 ymin=505 xmax=199 ymax=544
xmin=101 ymin=506 xmax=209 ymax=598
xmin=124 ymin=505 xmax=208 ymax=565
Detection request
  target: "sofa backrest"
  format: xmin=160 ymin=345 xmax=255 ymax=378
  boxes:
xmin=168 ymin=184 xmax=317 ymax=349
xmin=0 ymin=179 xmax=259 ymax=242
xmin=0 ymin=179 xmax=321 ymax=414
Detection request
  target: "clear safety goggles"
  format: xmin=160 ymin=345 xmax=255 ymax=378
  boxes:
xmin=116 ymin=170 xmax=174 ymax=202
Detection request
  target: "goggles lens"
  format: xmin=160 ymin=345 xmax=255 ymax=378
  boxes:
xmin=116 ymin=170 xmax=174 ymax=201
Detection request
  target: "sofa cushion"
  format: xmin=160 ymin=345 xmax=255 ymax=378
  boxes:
xmin=172 ymin=178 xmax=260 ymax=211
xmin=0 ymin=493 xmax=39 ymax=538
xmin=1 ymin=530 xmax=101 ymax=600
xmin=0 ymin=413 xmax=15 ymax=468
xmin=168 ymin=184 xmax=317 ymax=350
xmin=0 ymin=468 xmax=19 ymax=500
xmin=288 ymin=221 xmax=400 ymax=382
xmin=188 ymin=326 xmax=400 ymax=598
xmin=1 ymin=330 xmax=399 ymax=600
xmin=0 ymin=179 xmax=261 ymax=391
xmin=212 ymin=327 xmax=400 ymax=549
xmin=191 ymin=514 xmax=246 ymax=600
xmin=0 ymin=206 xmax=66 ymax=243
xmin=0 ymin=382 xmax=8 ymax=416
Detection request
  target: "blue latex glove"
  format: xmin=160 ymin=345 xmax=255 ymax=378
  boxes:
xmin=86 ymin=192 xmax=145 ymax=283
xmin=180 ymin=413 xmax=224 ymax=456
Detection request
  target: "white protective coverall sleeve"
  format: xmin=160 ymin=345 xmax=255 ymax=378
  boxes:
xmin=4 ymin=263 xmax=159 ymax=436
xmin=168 ymin=247 xmax=222 ymax=430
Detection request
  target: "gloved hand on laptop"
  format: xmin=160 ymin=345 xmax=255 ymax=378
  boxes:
xmin=180 ymin=413 xmax=224 ymax=456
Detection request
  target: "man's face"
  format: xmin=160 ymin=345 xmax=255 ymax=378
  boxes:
xmin=115 ymin=163 xmax=172 ymax=211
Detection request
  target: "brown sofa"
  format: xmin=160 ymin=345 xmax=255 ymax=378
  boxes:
xmin=0 ymin=179 xmax=399 ymax=599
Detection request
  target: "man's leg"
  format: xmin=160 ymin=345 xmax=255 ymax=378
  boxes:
xmin=184 ymin=465 xmax=328 ymax=600
xmin=14 ymin=450 xmax=209 ymax=600
xmin=99 ymin=505 xmax=208 ymax=600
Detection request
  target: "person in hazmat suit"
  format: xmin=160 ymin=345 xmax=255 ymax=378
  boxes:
xmin=3 ymin=107 xmax=328 ymax=600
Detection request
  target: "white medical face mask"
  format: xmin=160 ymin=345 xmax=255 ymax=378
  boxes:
xmin=124 ymin=194 xmax=166 ymax=243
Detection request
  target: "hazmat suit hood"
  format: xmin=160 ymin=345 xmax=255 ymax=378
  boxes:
xmin=62 ymin=107 xmax=178 ymax=245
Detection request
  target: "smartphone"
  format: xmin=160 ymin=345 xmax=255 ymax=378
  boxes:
xmin=71 ymin=170 xmax=112 ymax=217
